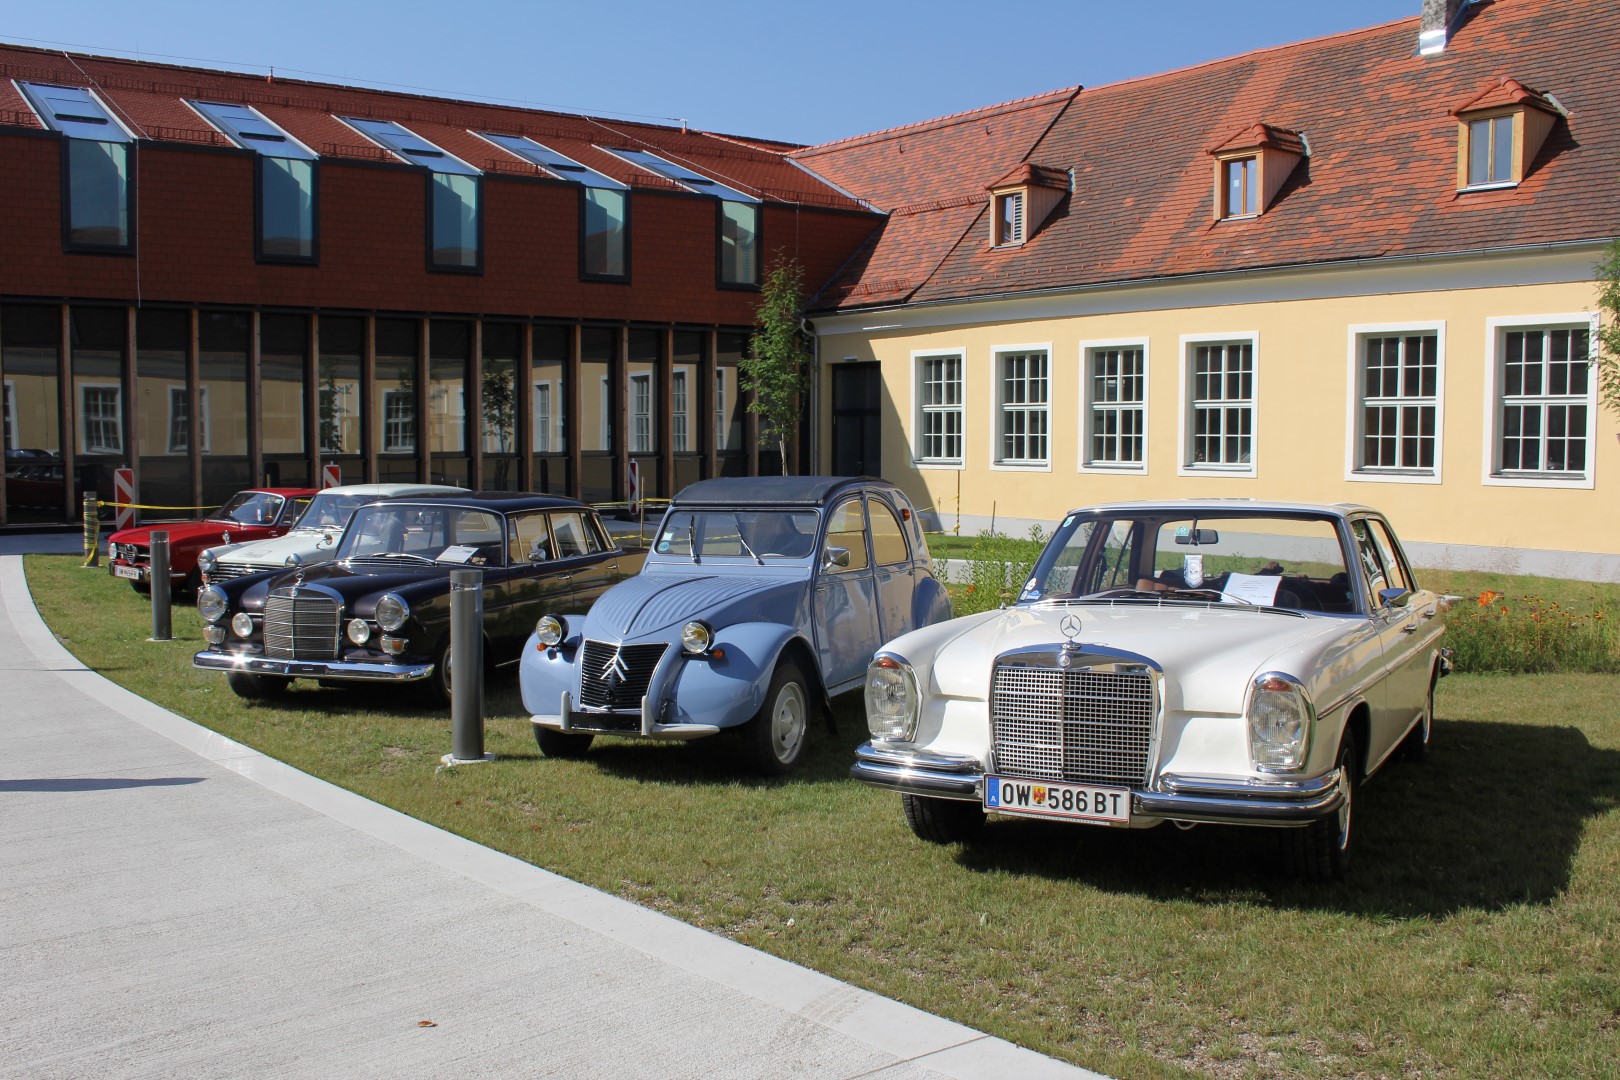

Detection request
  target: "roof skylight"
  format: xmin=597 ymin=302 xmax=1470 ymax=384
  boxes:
xmin=190 ymin=101 xmax=314 ymax=160
xmin=17 ymin=82 xmax=131 ymax=142
xmin=341 ymin=117 xmax=478 ymax=175
xmin=477 ymin=132 xmax=625 ymax=189
xmin=601 ymin=147 xmax=756 ymax=202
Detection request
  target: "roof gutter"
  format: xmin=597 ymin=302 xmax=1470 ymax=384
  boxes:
xmin=810 ymin=236 xmax=1615 ymax=319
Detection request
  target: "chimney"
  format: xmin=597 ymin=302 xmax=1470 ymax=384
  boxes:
xmin=1419 ymin=0 xmax=1467 ymax=56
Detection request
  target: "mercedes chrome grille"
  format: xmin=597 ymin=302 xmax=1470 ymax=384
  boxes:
xmin=262 ymin=590 xmax=341 ymax=661
xmin=577 ymin=640 xmax=667 ymax=710
xmin=990 ymin=661 xmax=1156 ymax=788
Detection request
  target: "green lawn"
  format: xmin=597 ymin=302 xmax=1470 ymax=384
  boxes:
xmin=25 ymin=555 xmax=1620 ymax=1079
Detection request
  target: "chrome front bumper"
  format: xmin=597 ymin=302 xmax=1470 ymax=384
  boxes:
xmin=851 ymin=741 xmax=1344 ymax=826
xmin=192 ymin=650 xmax=433 ymax=683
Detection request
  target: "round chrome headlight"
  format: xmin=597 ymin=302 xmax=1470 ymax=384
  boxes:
xmin=865 ymin=655 xmax=920 ymax=742
xmin=230 ymin=612 xmax=254 ymax=639
xmin=534 ymin=614 xmax=563 ymax=648
xmin=347 ymin=618 xmax=372 ymax=646
xmin=196 ymin=586 xmax=228 ymax=624
xmin=680 ymin=620 xmax=713 ymax=655
xmin=197 ymin=550 xmax=217 ymax=575
xmin=374 ymin=593 xmax=409 ymax=632
xmin=1248 ymin=672 xmax=1314 ymax=772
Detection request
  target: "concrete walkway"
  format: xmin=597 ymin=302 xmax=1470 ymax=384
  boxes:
xmin=0 ymin=554 xmax=1100 ymax=1080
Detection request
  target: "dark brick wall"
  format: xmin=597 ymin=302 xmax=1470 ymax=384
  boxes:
xmin=0 ymin=131 xmax=881 ymax=321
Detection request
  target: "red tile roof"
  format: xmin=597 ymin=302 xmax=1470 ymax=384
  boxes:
xmin=0 ymin=43 xmax=863 ymax=212
xmin=803 ymin=0 xmax=1620 ymax=312
xmin=1210 ymin=123 xmax=1306 ymax=156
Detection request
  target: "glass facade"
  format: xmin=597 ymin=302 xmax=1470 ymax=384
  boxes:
xmin=260 ymin=314 xmax=309 ymax=486
xmin=583 ymin=188 xmax=628 ymax=279
xmin=2 ymin=304 xmax=757 ymax=523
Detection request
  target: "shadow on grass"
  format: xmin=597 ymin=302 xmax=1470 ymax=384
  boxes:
xmin=946 ymin=718 xmax=1619 ymax=917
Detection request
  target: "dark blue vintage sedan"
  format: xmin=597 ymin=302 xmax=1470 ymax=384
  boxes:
xmin=193 ymin=492 xmax=639 ymax=703
xmin=519 ymin=476 xmax=952 ymax=773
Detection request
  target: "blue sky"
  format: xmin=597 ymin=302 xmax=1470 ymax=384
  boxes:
xmin=6 ymin=0 xmax=1426 ymax=146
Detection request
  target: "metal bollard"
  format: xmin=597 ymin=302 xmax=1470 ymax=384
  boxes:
xmin=443 ymin=567 xmax=494 ymax=765
xmin=149 ymin=531 xmax=172 ymax=642
xmin=81 ymin=492 xmax=100 ymax=568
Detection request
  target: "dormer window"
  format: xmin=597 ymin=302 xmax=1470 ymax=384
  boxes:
xmin=986 ymin=163 xmax=1067 ymax=249
xmin=1453 ymin=79 xmax=1564 ymax=191
xmin=1223 ymin=156 xmax=1258 ymax=218
xmin=1208 ymin=124 xmax=1304 ymax=222
xmin=995 ymin=191 xmax=1025 ymax=246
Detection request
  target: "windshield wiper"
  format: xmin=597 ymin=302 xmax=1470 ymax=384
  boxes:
xmin=687 ymin=519 xmax=699 ymax=564
xmin=367 ymin=551 xmax=437 ymax=564
xmin=733 ymin=514 xmax=763 ymax=564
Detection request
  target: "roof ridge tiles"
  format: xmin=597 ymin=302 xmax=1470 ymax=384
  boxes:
xmin=791 ymin=85 xmax=1081 ymax=158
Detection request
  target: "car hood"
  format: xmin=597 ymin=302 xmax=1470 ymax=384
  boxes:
xmin=111 ymin=519 xmax=243 ymax=547
xmin=216 ymin=527 xmax=342 ymax=565
xmin=585 ymin=569 xmax=806 ymax=640
xmin=238 ymin=559 xmax=448 ymax=612
xmin=927 ymin=601 xmax=1359 ymax=713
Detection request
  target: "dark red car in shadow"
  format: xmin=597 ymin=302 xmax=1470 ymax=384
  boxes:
xmin=107 ymin=488 xmax=318 ymax=595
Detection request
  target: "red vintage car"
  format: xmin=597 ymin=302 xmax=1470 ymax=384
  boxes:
xmin=107 ymin=488 xmax=318 ymax=595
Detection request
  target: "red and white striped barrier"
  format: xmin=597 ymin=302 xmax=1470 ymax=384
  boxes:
xmin=322 ymin=462 xmax=341 ymax=488
xmin=113 ymin=467 xmax=136 ymax=530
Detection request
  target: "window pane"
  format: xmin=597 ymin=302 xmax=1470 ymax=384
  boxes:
xmin=720 ymin=201 xmax=758 ymax=285
xmin=261 ymin=157 xmax=315 ymax=259
xmin=430 ymin=174 xmax=479 ymax=268
xmin=584 ymin=188 xmax=627 ymax=277
xmin=1491 ymin=115 xmax=1514 ymax=182
xmin=66 ymin=140 xmax=128 ymax=247
xmin=375 ymin=319 xmax=418 ymax=466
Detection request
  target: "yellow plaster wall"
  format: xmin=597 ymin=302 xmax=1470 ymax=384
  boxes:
xmin=818 ymin=279 xmax=1618 ymax=559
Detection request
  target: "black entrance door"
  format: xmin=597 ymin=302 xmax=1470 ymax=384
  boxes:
xmin=831 ymin=362 xmax=880 ymax=476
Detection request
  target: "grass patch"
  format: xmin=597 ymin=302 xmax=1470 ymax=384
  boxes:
xmin=25 ymin=555 xmax=1620 ymax=1080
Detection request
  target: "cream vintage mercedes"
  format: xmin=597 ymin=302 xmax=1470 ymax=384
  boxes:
xmin=852 ymin=500 xmax=1450 ymax=881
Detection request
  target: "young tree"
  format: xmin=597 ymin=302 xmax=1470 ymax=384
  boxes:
xmin=741 ymin=256 xmax=813 ymax=475
xmin=1594 ymin=237 xmax=1620 ymax=419
xmin=481 ymin=361 xmax=516 ymax=487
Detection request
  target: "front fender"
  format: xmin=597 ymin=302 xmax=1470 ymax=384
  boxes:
xmin=662 ymin=621 xmax=804 ymax=731
xmin=911 ymin=576 xmax=953 ymax=631
xmin=518 ymin=619 xmax=583 ymax=716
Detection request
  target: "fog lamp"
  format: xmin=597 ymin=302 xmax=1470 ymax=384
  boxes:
xmin=347 ymin=619 xmax=372 ymax=646
xmin=231 ymin=612 xmax=254 ymax=639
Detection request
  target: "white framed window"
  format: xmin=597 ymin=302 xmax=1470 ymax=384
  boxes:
xmin=166 ymin=385 xmax=211 ymax=454
xmin=1346 ymin=324 xmax=1444 ymax=484
xmin=1080 ymin=340 xmax=1147 ymax=472
xmin=1483 ymin=315 xmax=1597 ymax=488
xmin=533 ymin=381 xmax=554 ymax=453
xmin=1465 ymin=113 xmax=1516 ymax=189
xmin=1178 ymin=333 xmax=1257 ymax=476
xmin=913 ymin=350 xmax=963 ymax=467
xmin=2 ymin=381 xmax=16 ymax=450
xmin=992 ymin=346 xmax=1050 ymax=469
xmin=672 ymin=369 xmax=690 ymax=452
xmin=78 ymin=383 xmax=122 ymax=454
xmin=630 ymin=373 xmax=653 ymax=453
xmin=382 ymin=389 xmax=415 ymax=453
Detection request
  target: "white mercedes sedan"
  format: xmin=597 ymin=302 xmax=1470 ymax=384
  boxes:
xmin=852 ymin=500 xmax=1450 ymax=882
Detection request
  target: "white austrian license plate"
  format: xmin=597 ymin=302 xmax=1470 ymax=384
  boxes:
xmin=113 ymin=565 xmax=143 ymax=581
xmin=984 ymin=775 xmax=1131 ymax=825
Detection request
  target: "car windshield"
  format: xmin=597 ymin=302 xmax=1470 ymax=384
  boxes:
xmin=1022 ymin=511 xmax=1359 ymax=614
xmin=293 ymin=492 xmax=374 ymax=530
xmin=212 ymin=491 xmax=286 ymax=526
xmin=654 ymin=509 xmax=819 ymax=560
xmin=339 ymin=504 xmax=508 ymax=565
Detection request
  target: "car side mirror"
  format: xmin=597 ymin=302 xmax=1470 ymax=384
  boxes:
xmin=1378 ymin=587 xmax=1411 ymax=609
xmin=823 ymin=546 xmax=850 ymax=570
xmin=317 ymin=534 xmax=334 ymax=548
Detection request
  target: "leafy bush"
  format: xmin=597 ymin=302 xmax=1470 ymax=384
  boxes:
xmin=1445 ymin=591 xmax=1619 ymax=673
xmin=955 ymin=526 xmax=1047 ymax=616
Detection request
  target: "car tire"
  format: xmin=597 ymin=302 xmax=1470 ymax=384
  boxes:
xmin=226 ymin=671 xmax=291 ymax=700
xmin=181 ymin=568 xmax=202 ymax=598
xmin=901 ymin=793 xmax=985 ymax=844
xmin=534 ymin=726 xmax=594 ymax=759
xmin=1286 ymin=730 xmax=1359 ymax=883
xmin=1401 ymin=672 xmax=1436 ymax=763
xmin=744 ymin=660 xmax=810 ymax=774
xmin=431 ymin=639 xmax=454 ymax=707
